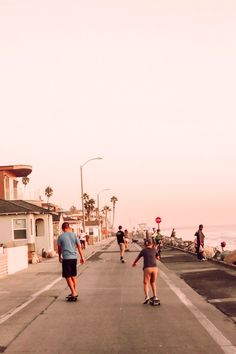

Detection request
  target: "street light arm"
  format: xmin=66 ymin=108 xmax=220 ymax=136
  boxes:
xmin=97 ymin=188 xmax=111 ymax=196
xmin=81 ymin=157 xmax=103 ymax=168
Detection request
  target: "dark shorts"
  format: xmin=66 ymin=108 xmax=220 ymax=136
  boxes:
xmin=62 ymin=259 xmax=77 ymax=278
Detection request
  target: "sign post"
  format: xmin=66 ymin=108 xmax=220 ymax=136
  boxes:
xmin=155 ymin=216 xmax=162 ymax=231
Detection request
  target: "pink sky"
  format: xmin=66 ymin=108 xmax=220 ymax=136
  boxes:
xmin=1 ymin=0 xmax=236 ymax=230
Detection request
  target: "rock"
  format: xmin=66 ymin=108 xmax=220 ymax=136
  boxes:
xmin=47 ymin=250 xmax=56 ymax=258
xmin=221 ymin=250 xmax=231 ymax=261
xmin=212 ymin=247 xmax=222 ymax=260
xmin=203 ymin=246 xmax=215 ymax=259
xmin=28 ymin=252 xmax=41 ymax=264
xmin=187 ymin=243 xmax=196 ymax=253
xmin=224 ymin=250 xmax=236 ymax=265
xmin=177 ymin=241 xmax=185 ymax=248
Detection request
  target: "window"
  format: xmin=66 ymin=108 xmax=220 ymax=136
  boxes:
xmin=13 ymin=219 xmax=27 ymax=240
xmin=89 ymin=228 xmax=94 ymax=235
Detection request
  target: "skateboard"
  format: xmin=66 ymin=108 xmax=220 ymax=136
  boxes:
xmin=66 ymin=295 xmax=78 ymax=302
xmin=149 ymin=298 xmax=160 ymax=306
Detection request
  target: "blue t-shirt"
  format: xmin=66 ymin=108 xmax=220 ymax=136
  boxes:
xmin=57 ymin=232 xmax=80 ymax=260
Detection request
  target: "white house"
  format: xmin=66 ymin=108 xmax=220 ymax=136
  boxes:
xmin=0 ymin=199 xmax=54 ymax=255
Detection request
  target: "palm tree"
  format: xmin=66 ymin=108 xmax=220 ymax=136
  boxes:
xmin=45 ymin=186 xmax=53 ymax=210
xmin=102 ymin=205 xmax=112 ymax=236
xmin=110 ymin=196 xmax=118 ymax=229
xmin=69 ymin=205 xmax=78 ymax=214
xmin=22 ymin=176 xmax=30 ymax=198
xmin=22 ymin=176 xmax=30 ymax=188
xmin=83 ymin=193 xmax=95 ymax=221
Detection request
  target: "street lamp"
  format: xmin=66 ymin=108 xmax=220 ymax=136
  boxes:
xmin=97 ymin=188 xmax=111 ymax=241
xmin=80 ymin=157 xmax=102 ymax=232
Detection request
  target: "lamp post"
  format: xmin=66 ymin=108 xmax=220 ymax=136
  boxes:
xmin=80 ymin=157 xmax=102 ymax=232
xmin=97 ymin=188 xmax=110 ymax=240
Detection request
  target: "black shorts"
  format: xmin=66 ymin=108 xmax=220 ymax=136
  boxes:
xmin=62 ymin=259 xmax=77 ymax=278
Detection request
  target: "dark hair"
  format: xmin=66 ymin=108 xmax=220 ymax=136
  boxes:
xmin=145 ymin=239 xmax=152 ymax=246
xmin=199 ymin=224 xmax=203 ymax=228
xmin=118 ymin=225 xmax=122 ymax=230
xmin=62 ymin=222 xmax=70 ymax=231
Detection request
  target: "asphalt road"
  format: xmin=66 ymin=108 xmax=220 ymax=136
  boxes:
xmin=0 ymin=238 xmax=235 ymax=354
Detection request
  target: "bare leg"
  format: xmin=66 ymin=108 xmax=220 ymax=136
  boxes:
xmin=66 ymin=277 xmax=77 ymax=296
xmin=150 ymin=269 xmax=158 ymax=297
xmin=143 ymin=270 xmax=151 ymax=297
xmin=120 ymin=244 xmax=125 ymax=259
xmin=150 ymin=281 xmax=157 ymax=297
xmin=71 ymin=276 xmax=77 ymax=295
xmin=121 ymin=244 xmax=125 ymax=258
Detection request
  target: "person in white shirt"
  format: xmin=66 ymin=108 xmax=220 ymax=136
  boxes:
xmin=79 ymin=229 xmax=87 ymax=249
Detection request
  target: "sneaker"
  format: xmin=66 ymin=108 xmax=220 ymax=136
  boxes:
xmin=121 ymin=259 xmax=126 ymax=263
xmin=143 ymin=296 xmax=150 ymax=304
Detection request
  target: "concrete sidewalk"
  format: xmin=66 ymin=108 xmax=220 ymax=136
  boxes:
xmin=0 ymin=238 xmax=114 ymax=324
xmin=1 ymin=239 xmax=236 ymax=354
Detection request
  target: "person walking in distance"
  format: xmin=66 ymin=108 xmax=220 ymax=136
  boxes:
xmin=79 ymin=229 xmax=87 ymax=250
xmin=58 ymin=222 xmax=85 ymax=300
xmin=124 ymin=229 xmax=130 ymax=251
xmin=116 ymin=225 xmax=126 ymax=263
xmin=194 ymin=224 xmax=206 ymax=261
xmin=170 ymin=228 xmax=176 ymax=246
xmin=132 ymin=239 xmax=160 ymax=305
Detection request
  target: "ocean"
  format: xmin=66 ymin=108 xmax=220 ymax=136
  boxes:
xmin=162 ymin=225 xmax=236 ymax=251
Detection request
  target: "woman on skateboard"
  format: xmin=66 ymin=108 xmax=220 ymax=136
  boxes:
xmin=132 ymin=239 xmax=160 ymax=305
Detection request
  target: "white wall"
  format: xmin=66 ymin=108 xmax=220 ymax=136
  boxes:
xmin=0 ymin=215 xmax=31 ymax=246
xmin=34 ymin=214 xmax=54 ymax=254
xmin=85 ymin=226 xmax=99 ymax=237
xmin=7 ymin=245 xmax=28 ymax=274
xmin=0 ymin=213 xmax=54 ymax=254
xmin=0 ymin=215 xmax=15 ymax=244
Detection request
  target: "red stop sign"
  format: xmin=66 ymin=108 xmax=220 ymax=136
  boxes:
xmin=155 ymin=217 xmax=162 ymax=224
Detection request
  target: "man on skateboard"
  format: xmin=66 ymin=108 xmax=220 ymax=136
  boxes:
xmin=116 ymin=225 xmax=126 ymax=263
xmin=58 ymin=222 xmax=85 ymax=301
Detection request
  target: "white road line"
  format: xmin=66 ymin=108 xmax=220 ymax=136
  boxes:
xmin=209 ymin=298 xmax=236 ymax=303
xmin=0 ymin=276 xmax=62 ymax=325
xmin=0 ymin=250 xmax=97 ymax=325
xmin=160 ymin=270 xmax=236 ymax=354
xmin=178 ymin=267 xmax=219 ymax=273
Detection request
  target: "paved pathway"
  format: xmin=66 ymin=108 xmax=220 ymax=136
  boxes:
xmin=161 ymin=247 xmax=236 ymax=324
xmin=0 ymin=238 xmax=235 ymax=354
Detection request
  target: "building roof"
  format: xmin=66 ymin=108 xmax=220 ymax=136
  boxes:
xmin=52 ymin=213 xmax=61 ymax=222
xmin=0 ymin=199 xmax=50 ymax=215
xmin=63 ymin=215 xmax=81 ymax=224
xmin=85 ymin=220 xmax=100 ymax=226
xmin=0 ymin=165 xmax=32 ymax=177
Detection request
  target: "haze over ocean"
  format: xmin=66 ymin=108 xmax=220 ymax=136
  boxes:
xmin=162 ymin=224 xmax=236 ymax=251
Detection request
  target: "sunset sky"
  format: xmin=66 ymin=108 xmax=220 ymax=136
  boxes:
xmin=1 ymin=0 xmax=236 ymax=230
